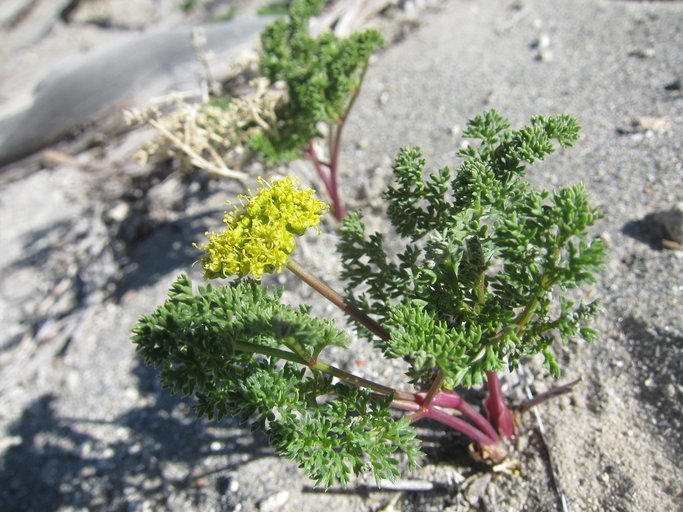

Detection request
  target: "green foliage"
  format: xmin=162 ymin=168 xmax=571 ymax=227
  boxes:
xmin=181 ymin=0 xmax=198 ymax=13
xmin=132 ymin=274 xmax=422 ymax=487
xmin=132 ymin=274 xmax=347 ymax=403
xmin=250 ymin=0 xmax=384 ymax=161
xmin=339 ymin=110 xmax=605 ymax=386
xmin=132 ymin=108 xmax=606 ymax=487
xmin=257 ymin=2 xmax=293 ymax=16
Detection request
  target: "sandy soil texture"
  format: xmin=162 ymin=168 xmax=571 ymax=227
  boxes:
xmin=0 ymin=1 xmax=681 ymax=511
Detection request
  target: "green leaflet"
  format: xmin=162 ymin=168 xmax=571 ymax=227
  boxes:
xmin=272 ymin=385 xmax=422 ymax=488
xmin=251 ymin=0 xmax=384 ymax=161
xmin=339 ymin=110 xmax=606 ymax=385
xmin=131 ymin=275 xmax=422 ymax=487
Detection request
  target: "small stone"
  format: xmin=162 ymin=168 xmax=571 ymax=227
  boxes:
xmin=106 ymin=202 xmax=130 ymax=223
xmin=629 ymin=47 xmax=655 ymax=58
xmin=464 ymin=474 xmax=491 ymax=506
xmin=259 ymin=490 xmax=290 ymax=511
xmin=652 ymin=204 xmax=683 ymax=244
xmin=664 ymin=78 xmax=682 ymax=91
xmin=536 ymin=34 xmax=551 ymax=50
xmin=65 ymin=369 xmax=81 ymax=391
xmin=663 ymin=383 xmax=676 ymax=399
xmin=0 ymin=435 xmax=22 ymax=452
xmin=618 ymin=116 xmax=671 ymax=135
xmin=537 ymin=50 xmax=553 ymax=62
xmin=636 ymin=116 xmax=671 ymax=134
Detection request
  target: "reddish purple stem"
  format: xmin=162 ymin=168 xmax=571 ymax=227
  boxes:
xmin=426 ymin=391 xmax=500 ymax=443
xmin=390 ymin=398 xmax=492 ymax=445
xmin=305 ymin=144 xmax=347 ymax=220
xmin=483 ymin=370 xmax=516 ymax=438
xmin=425 ymin=407 xmax=498 ymax=446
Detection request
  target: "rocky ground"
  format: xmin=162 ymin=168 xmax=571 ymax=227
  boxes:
xmin=0 ymin=0 xmax=682 ymax=511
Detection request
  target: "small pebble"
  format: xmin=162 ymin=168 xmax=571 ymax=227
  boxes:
xmin=664 ymin=78 xmax=682 ymax=91
xmin=629 ymin=47 xmax=655 ymax=58
xmin=653 ymin=204 xmax=683 ymax=244
xmin=663 ymin=383 xmax=676 ymax=399
xmin=464 ymin=474 xmax=491 ymax=506
xmin=106 ymin=201 xmax=130 ymax=222
xmin=259 ymin=490 xmax=290 ymax=512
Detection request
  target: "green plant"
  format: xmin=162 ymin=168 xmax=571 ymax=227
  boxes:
xmin=250 ymin=0 xmax=384 ymax=219
xmin=132 ymin=109 xmax=606 ymax=487
xmin=181 ymin=0 xmax=198 ymax=13
xmin=257 ymin=1 xmax=293 ymax=16
xmin=133 ymin=0 xmax=382 ymax=220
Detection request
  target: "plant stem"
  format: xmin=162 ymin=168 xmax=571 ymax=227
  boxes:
xmin=286 ymin=257 xmax=390 ymax=341
xmin=408 ymin=372 xmax=445 ymax=422
xmin=341 ymin=60 xmax=369 ymax=126
xmin=231 ymin=334 xmax=415 ymax=402
xmin=428 ymin=391 xmax=500 ymax=443
xmin=312 ymin=360 xmax=413 ymax=402
xmin=424 ymin=407 xmax=498 ymax=447
xmin=305 ymin=145 xmax=333 ymax=190
xmin=286 ymin=257 xmax=508 ymax=453
xmin=305 ymin=143 xmax=346 ymax=220
xmin=303 ymin=61 xmax=369 ymax=220
xmin=230 ymin=339 xmax=308 ymax=365
xmin=390 ymin=397 xmax=497 ymax=447
xmin=483 ymin=371 xmax=516 ymax=438
xmin=327 ymin=123 xmax=346 ymax=219
xmin=234 ymin=336 xmax=503 ymax=450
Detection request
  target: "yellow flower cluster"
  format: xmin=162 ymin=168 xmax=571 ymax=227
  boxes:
xmin=199 ymin=176 xmax=329 ymax=278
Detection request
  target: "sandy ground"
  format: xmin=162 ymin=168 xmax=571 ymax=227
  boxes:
xmin=0 ymin=1 xmax=682 ymax=511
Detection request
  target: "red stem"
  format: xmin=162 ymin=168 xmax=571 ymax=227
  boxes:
xmin=305 ymin=145 xmax=333 ymax=191
xmin=483 ymin=370 xmax=516 ymax=438
xmin=305 ymin=143 xmax=346 ymax=220
xmin=425 ymin=408 xmax=498 ymax=447
xmin=390 ymin=399 xmax=495 ymax=447
xmin=426 ymin=391 xmax=500 ymax=443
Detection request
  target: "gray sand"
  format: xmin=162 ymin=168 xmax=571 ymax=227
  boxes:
xmin=0 ymin=1 xmax=681 ymax=511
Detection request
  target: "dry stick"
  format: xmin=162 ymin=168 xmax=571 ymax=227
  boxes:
xmin=517 ymin=377 xmax=582 ymax=413
xmin=147 ymin=118 xmax=248 ymax=182
xmin=517 ymin=366 xmax=570 ymax=512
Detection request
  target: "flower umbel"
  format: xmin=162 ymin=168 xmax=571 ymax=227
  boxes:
xmin=199 ymin=176 xmax=329 ymax=278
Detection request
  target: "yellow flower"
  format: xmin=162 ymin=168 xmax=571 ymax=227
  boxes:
xmin=198 ymin=176 xmax=329 ymax=278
